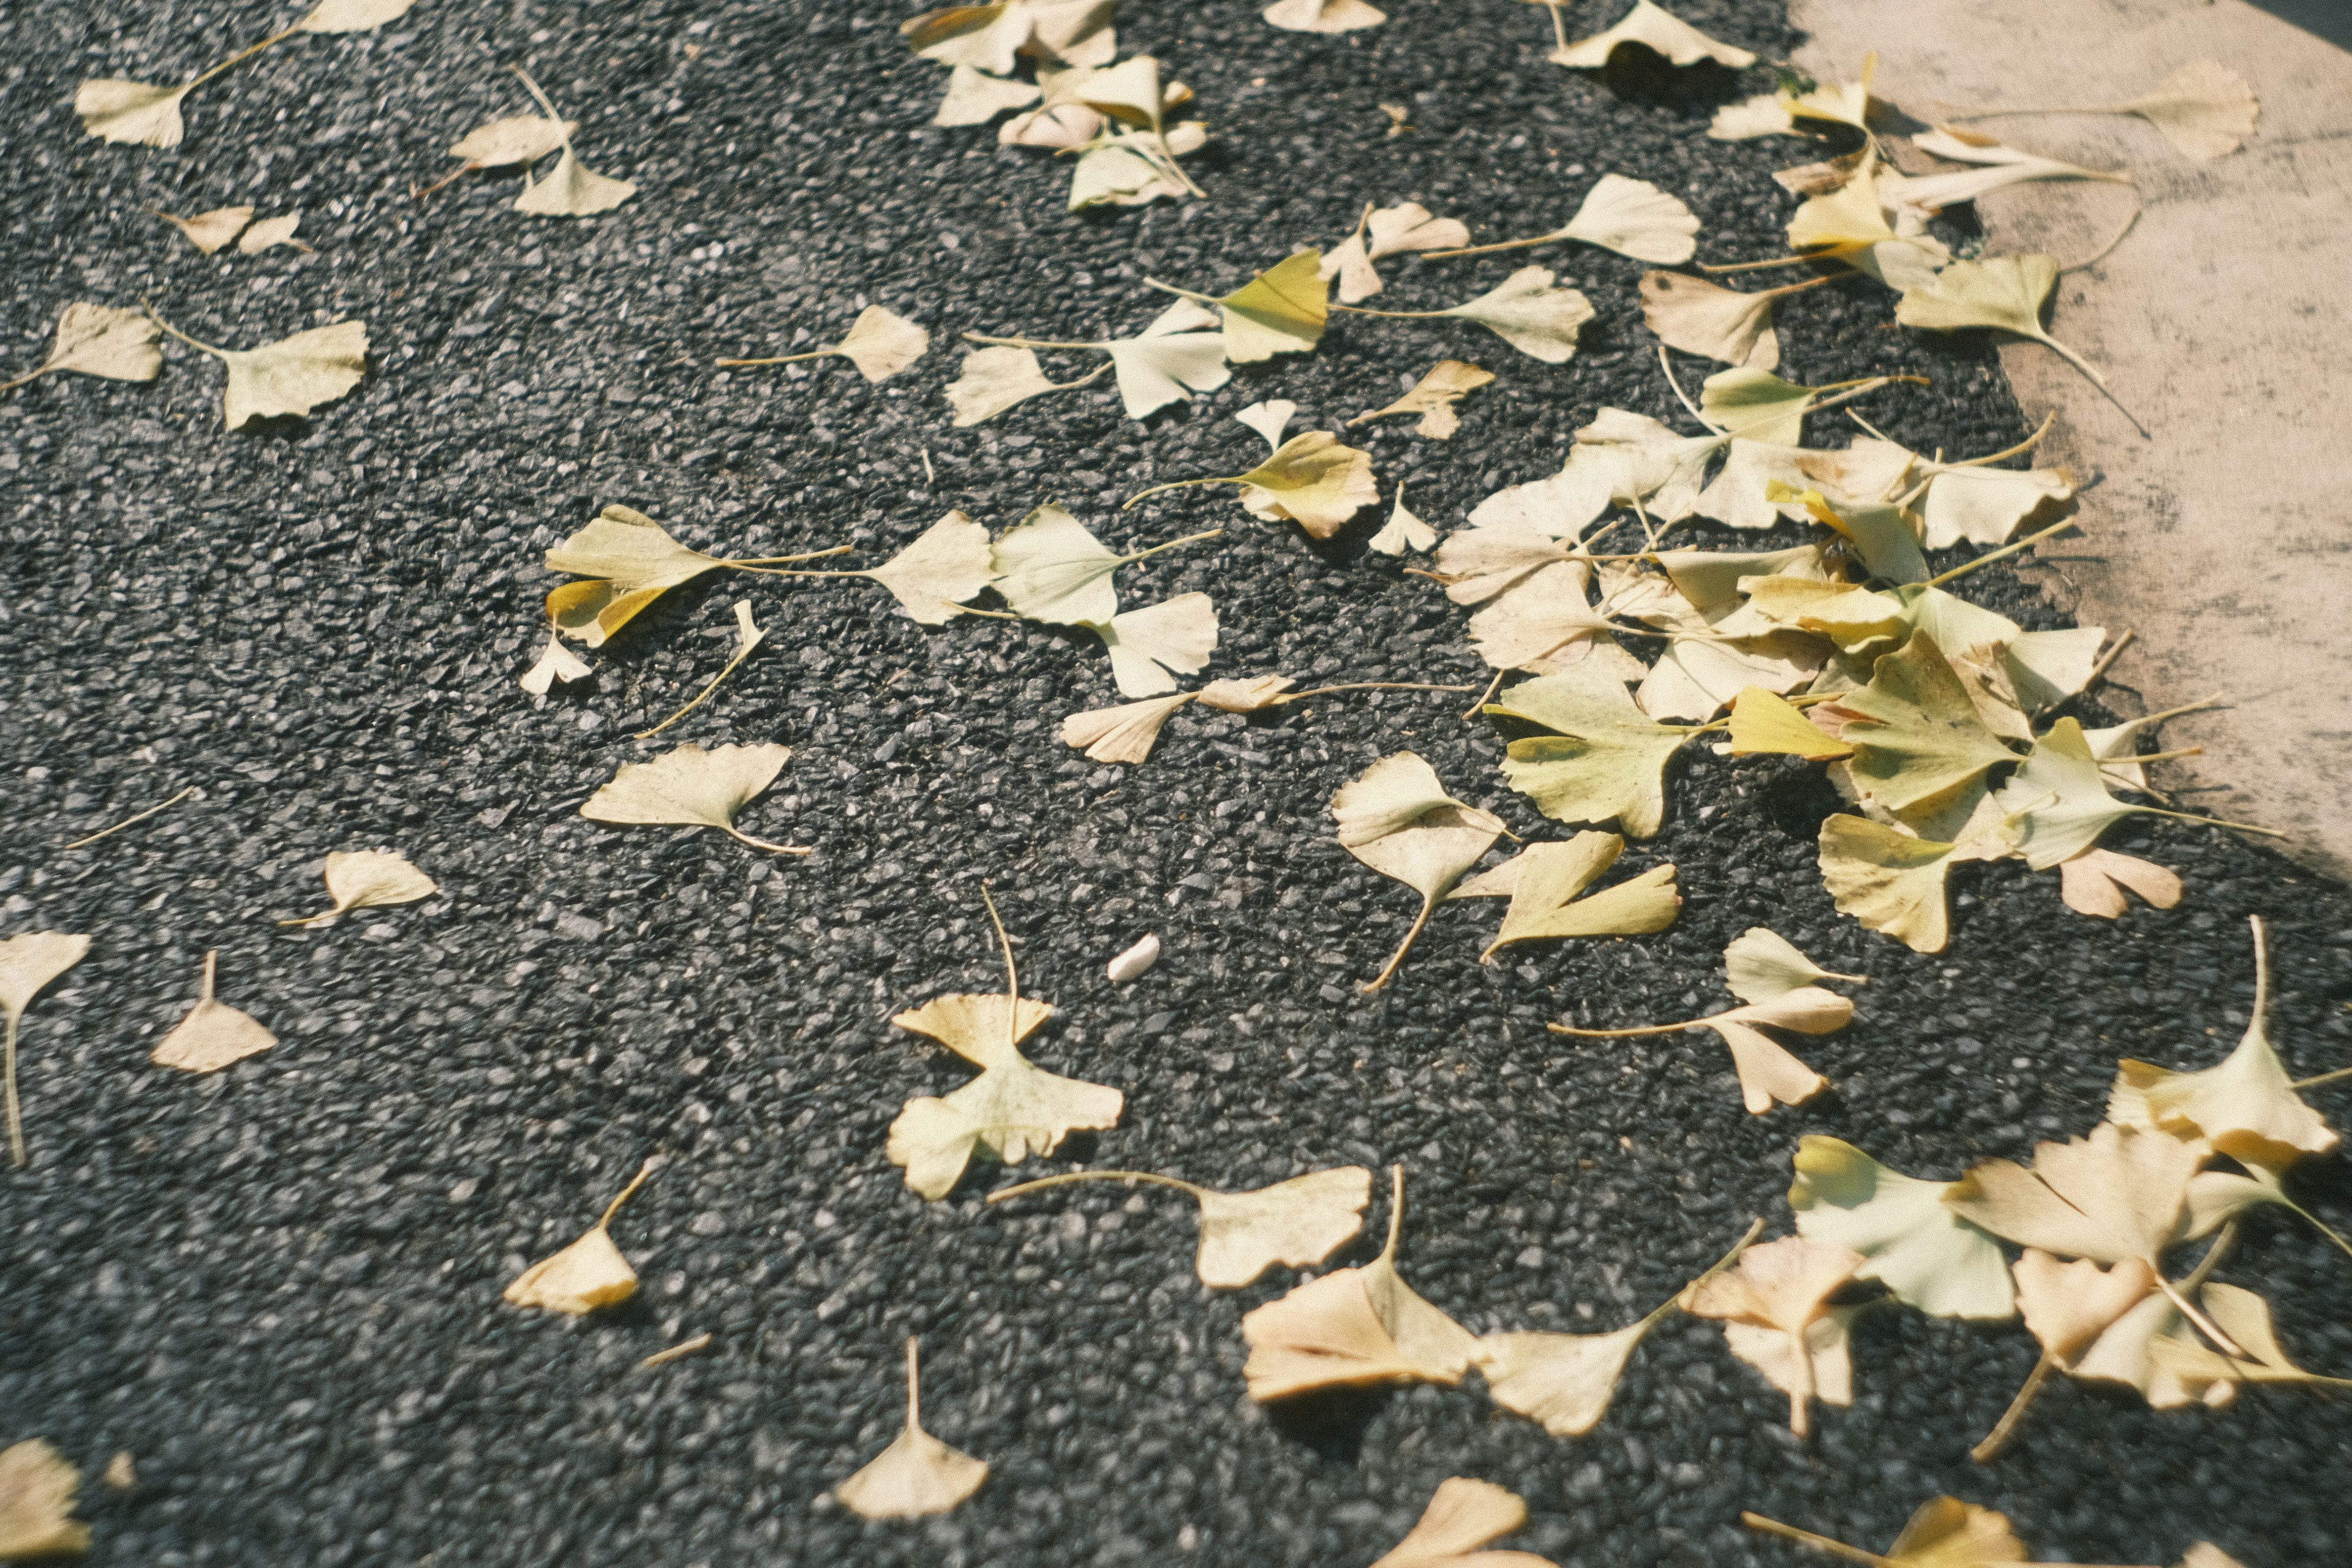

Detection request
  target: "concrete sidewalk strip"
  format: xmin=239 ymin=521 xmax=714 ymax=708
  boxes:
xmin=1795 ymin=0 xmax=2352 ymax=874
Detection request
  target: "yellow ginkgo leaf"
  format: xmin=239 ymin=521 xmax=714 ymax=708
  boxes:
xmin=449 ymin=113 xmax=575 ymax=166
xmin=1816 ymin=815 xmax=1962 ymax=954
xmin=1898 ymin=255 xmax=2106 ymax=386
xmin=1321 ymin=202 xmax=1472 ymax=303
xmin=1550 ymin=0 xmax=1755 ymax=70
xmin=1742 ymin=1496 xmax=2114 ymax=1568
xmin=944 ymin=345 xmax=1108 ymax=426
xmin=77 ymin=79 xmax=193 ymax=146
xmin=148 ymin=311 xmax=369 ymax=431
xmin=834 ymin=1340 xmax=990 ymax=1520
xmin=0 ymin=304 xmax=162 ymax=396
xmin=718 ymin=306 xmax=930 ymax=383
xmin=1349 ymin=267 xmax=1596 ymax=363
xmin=1428 ymin=174 xmax=1699 ymax=265
xmin=1640 ymin=271 xmax=1839 ymax=371
xmin=1147 ymin=251 xmax=1329 ymax=363
xmin=236 ymin=214 xmax=310 ymax=255
xmin=1954 ymin=59 xmax=2256 ymax=162
xmin=0 ymin=1439 xmax=91 ymax=1561
xmin=1060 ymin=692 xmax=1197 ymax=764
xmin=1350 ymin=361 xmax=1494 ymax=440
xmin=0 ymin=932 xmax=90 ymax=1169
xmin=298 ymin=0 xmax=423 ymax=31
xmin=508 ymin=67 xmax=638 ymax=217
xmin=935 ymin=63 xmax=1042 ymax=126
xmin=1728 ymin=685 xmax=1852 ymax=759
xmin=989 ymin=504 xmax=1217 ymax=626
xmin=990 ymin=1165 xmax=1373 ymax=1287
xmin=1370 ymin=1477 xmax=1557 ymax=1568
xmin=1682 ymin=1235 xmax=1863 ymax=1436
xmin=1489 ymin=665 xmax=1693 ymax=838
xmin=151 ymin=951 xmax=276 ymax=1074
xmin=1368 ymin=485 xmax=1438 ymax=555
xmin=505 ymin=1158 xmax=658 ymax=1314
xmin=278 ymin=848 xmax=438 ymax=928
xmin=1263 ymin=0 xmax=1387 ymax=32
xmin=892 ymin=991 xmax=1057 ymax=1070
xmin=1333 ymin=753 xmax=1507 ymax=990
xmin=2059 ymin=847 xmax=2182 ymax=919
xmin=776 ymin=510 xmax=998 ymax=624
xmin=1791 ymin=1138 xmax=2015 ymax=1320
xmin=149 ymin=204 xmax=254 ymax=254
xmin=1088 ymin=593 xmax=1220 ymax=697
xmin=1451 ymin=831 xmax=1679 ymax=959
xmin=518 ymin=631 xmax=592 ymax=695
xmin=582 ymin=742 xmax=804 ymax=854
xmin=1128 ymin=432 xmax=1378 ymax=537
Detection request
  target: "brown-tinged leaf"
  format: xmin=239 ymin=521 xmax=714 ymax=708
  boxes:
xmin=2013 ymin=1248 xmax=2156 ymax=1365
xmin=504 ymin=1158 xmax=658 ymax=1314
xmin=151 ymin=951 xmax=276 ymax=1074
xmin=834 ymin=1339 xmax=990 ymax=1519
xmin=1943 ymin=1121 xmax=2201 ymax=1268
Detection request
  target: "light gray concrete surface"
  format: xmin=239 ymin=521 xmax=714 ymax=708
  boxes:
xmin=1790 ymin=0 xmax=2352 ymax=876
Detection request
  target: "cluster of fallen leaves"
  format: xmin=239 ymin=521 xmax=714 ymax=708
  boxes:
xmin=3 ymin=301 xmax=368 ymax=429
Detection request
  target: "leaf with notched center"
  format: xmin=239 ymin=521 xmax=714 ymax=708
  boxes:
xmin=279 ymin=848 xmax=437 ymax=927
xmin=1060 ymin=692 xmax=1196 ymax=764
xmin=1088 ymin=593 xmax=1220 ymax=697
xmin=1489 ymin=666 xmax=1692 ymax=838
xmin=0 ymin=304 xmax=162 ymax=395
xmin=1333 ymin=753 xmax=1506 ymax=990
xmin=1450 ymin=832 xmax=1679 ymax=960
xmin=834 ymin=1340 xmax=990 ymax=1520
xmin=1370 ymin=1477 xmax=1556 ymax=1568
xmin=151 ymin=951 xmax=275 ymax=1074
xmin=1683 ymin=1235 xmax=1863 ymax=1436
xmin=581 ymin=742 xmax=804 ymax=854
xmin=1551 ymin=0 xmax=1755 ymax=69
xmin=151 ymin=205 xmax=254 ymax=254
xmin=149 ymin=312 xmax=368 ymax=431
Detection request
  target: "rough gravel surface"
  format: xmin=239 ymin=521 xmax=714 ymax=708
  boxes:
xmin=4 ymin=2 xmax=2350 ymax=1566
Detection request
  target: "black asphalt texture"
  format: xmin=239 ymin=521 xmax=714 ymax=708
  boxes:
xmin=4 ymin=2 xmax=2350 ymax=1565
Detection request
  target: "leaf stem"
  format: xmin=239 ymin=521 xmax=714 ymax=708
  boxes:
xmin=2060 ymin=202 xmax=2143 ymax=273
xmin=1739 ymin=1513 xmax=1893 ymax=1567
xmin=0 ymin=365 xmax=53 ymax=395
xmin=905 ymin=1336 xmax=922 ymax=1430
xmin=1418 ymin=230 xmax=1572 ymax=262
xmin=987 ymin=1169 xmax=1208 ymax=1204
xmin=1379 ymin=1163 xmax=1405 ymax=1262
xmin=185 ymin=24 xmax=305 ymax=92
xmin=722 ymin=825 xmax=813 ymax=854
xmin=979 ymin=883 xmax=1018 ymax=1055
xmin=1120 ymin=529 xmax=1225 ymax=562
xmin=198 ymin=949 xmax=218 ymax=1006
xmin=412 ymin=160 xmax=484 ymax=201
xmin=713 ymin=350 xmax=835 ymax=368
xmin=1547 ymin=1 xmax=1567 ymax=51
xmin=960 ymin=332 xmax=1109 ymax=353
xmin=1969 ymin=1350 xmax=2056 ymax=1464
xmin=60 ymin=785 xmax=194 ymax=849
xmin=633 ymin=619 xmax=764 ymax=740
xmin=1362 ymin=894 xmax=1439 ymax=992
xmin=2155 ymin=1270 xmax=2250 ymax=1360
xmin=1140 ymin=277 xmax=1221 ymax=309
xmin=2292 ymin=1065 xmax=2352 ymax=1091
xmin=2278 ymin=1193 xmax=2352 ymax=1264
xmin=1550 ymin=1017 xmax=1713 ymax=1038
xmin=1698 ymin=255 xmax=1828 ymax=275
xmin=2132 ymin=807 xmax=2286 ymax=839
xmin=510 ymin=66 xmax=576 ymax=153
xmin=1462 ymin=666 xmax=1507 ymax=722
xmin=597 ymin=1155 xmax=658 ymax=1231
xmin=1123 ymin=477 xmax=1240 ymax=509
xmin=2084 ymin=627 xmax=2136 ymax=687
xmin=4 ymin=1012 xmax=23 ymax=1169
xmin=1285 ymin=681 xmax=1476 ymax=701
xmin=1921 ymin=515 xmax=2079 ymax=587
xmin=143 ymin=304 xmax=226 ymax=360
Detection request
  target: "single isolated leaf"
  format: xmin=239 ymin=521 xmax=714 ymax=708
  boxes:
xmin=1350 ymin=361 xmax=1494 ymax=439
xmin=1551 ymin=0 xmax=1755 ymax=69
xmin=77 ymin=78 xmax=193 ymax=148
xmin=1451 ymin=832 xmax=1679 ymax=960
xmin=887 ymin=1028 xmax=1123 ymax=1197
xmin=1683 ymin=1235 xmax=1863 ymax=1436
xmin=151 ymin=951 xmax=276 ymax=1074
xmin=1240 ymin=1166 xmax=1480 ymax=1400
xmin=582 ymin=742 xmax=802 ymax=854
xmin=1488 ymin=666 xmax=1692 ymax=838
xmin=1433 ymin=174 xmax=1699 ymax=265
xmin=148 ymin=312 xmax=368 ymax=431
xmin=1061 ymin=692 xmax=1196 ymax=764
xmin=0 ymin=304 xmax=162 ymax=394
xmin=504 ymin=1158 xmax=658 ymax=1314
xmin=449 ymin=113 xmax=573 ymax=166
xmin=151 ymin=205 xmax=255 ymax=254
xmin=990 ymin=505 xmax=1150 ymax=625
xmin=1817 ymin=815 xmax=1961 ymax=954
xmin=279 ymin=848 xmax=437 ymax=928
xmin=722 ymin=306 xmax=929 ymax=383
xmin=1322 ymin=202 xmax=1473 ymax=303
xmin=1264 ymin=0 xmax=1388 ymax=31
xmin=834 ymin=1338 xmax=990 ymax=1520
xmin=1419 ymin=268 xmax=1596 ymax=362
xmin=518 ymin=631 xmax=593 ymax=695
xmin=946 ymin=345 xmax=1107 ymax=426
xmin=1333 ymin=754 xmax=1506 ymax=990
xmin=1790 ymin=1136 xmax=2015 ymax=1319
xmin=1898 ymin=255 xmax=2105 ymax=386
xmin=1368 ymin=485 xmax=1438 ymax=555
xmin=237 ymin=214 xmax=309 ymax=255
xmin=989 ymin=1165 xmax=1373 ymax=1287
xmin=799 ymin=510 xmax=998 ymax=624
xmin=1129 ymin=432 xmax=1378 ymax=539
xmin=1088 ymin=592 xmax=1220 ymax=697
xmin=1369 ymin=1477 xmax=1556 ymax=1568
xmin=298 ymin=0 xmax=424 ymax=31
xmin=0 ymin=1439 xmax=90 ymax=1561
xmin=1942 ymin=1120 xmax=2201 ymax=1269
xmin=0 ymin=932 xmax=91 ymax=1169
xmin=1640 ymin=271 xmax=1827 ymax=371
xmin=514 ymin=149 xmax=638 ymax=216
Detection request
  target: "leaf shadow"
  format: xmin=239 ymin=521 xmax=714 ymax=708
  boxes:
xmin=1593 ymin=48 xmax=1747 ymax=110
xmin=1260 ymin=1384 xmax=1394 ymax=1461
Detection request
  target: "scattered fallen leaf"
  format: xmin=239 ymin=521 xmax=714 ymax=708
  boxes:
xmin=508 ymin=69 xmax=636 ymax=217
xmin=1342 ymin=266 xmax=1594 ymax=363
xmin=76 ymin=78 xmax=195 ymax=148
xmin=151 ymin=951 xmax=276 ymax=1074
xmin=835 ymin=1339 xmax=990 ymax=1519
xmin=1152 ymin=251 xmax=1329 ymax=363
xmin=2149 ymin=1282 xmax=2352 ymax=1398
xmin=1728 ymin=687 xmax=1852 ymax=760
xmin=1488 ymin=665 xmax=1692 ymax=837
xmin=1234 ymin=399 xmax=1299 ymax=451
xmin=581 ymin=742 xmax=804 ymax=854
xmin=0 ymin=932 xmax=91 ymax=1170
xmin=2014 ymin=1248 xmax=2157 ymax=1365
xmin=236 ymin=214 xmax=309 ymax=255
xmin=1451 ymin=832 xmax=1679 ymax=960
xmin=1683 ymin=1235 xmax=1864 ymax=1435
xmin=1742 ymin=1496 xmax=2138 ymax=1568
xmin=99 ymin=1453 xmax=134 ymax=1493
xmin=1891 ymin=128 xmax=2132 ymax=218
xmin=1915 ymin=456 xmax=2076 ymax=549
xmin=905 ymin=0 xmax=1116 ymax=71
xmin=149 ymin=204 xmax=254 ymax=254
xmin=1089 ymin=592 xmax=1220 ymax=697
xmin=1640 ymin=271 xmax=1832 ymax=371
xmin=1322 ymin=202 xmax=1472 ymax=303
xmin=1943 ymin=1121 xmax=2200 ymax=1275
xmin=1370 ymin=1477 xmax=1556 ymax=1568
xmin=1264 ymin=0 xmax=1387 ymax=31
xmin=990 ymin=1165 xmax=1373 ymax=1287
xmin=1240 ymin=1166 xmax=1480 ymax=1398
xmin=299 ymin=0 xmax=423 ymax=29
xmin=519 ymin=630 xmax=594 ymax=695
xmin=1332 ymin=753 xmax=1507 ymax=990
xmin=791 ymin=510 xmax=998 ymax=624
xmin=1551 ymin=0 xmax=1755 ymax=69
xmin=448 ymin=113 xmax=574 ymax=167
xmin=1790 ymin=1136 xmax=2015 ymax=1318
xmin=1957 ymin=60 xmax=2256 ymax=161
xmin=1061 ymin=692 xmax=1196 ymax=763
xmin=1104 ymin=300 xmax=1234 ymax=416
xmin=990 ymin=505 xmax=1215 ymax=625
xmin=1898 ymin=255 xmax=2105 ymax=387
xmin=2059 ymin=847 xmax=2182 ymax=919
xmin=504 ymin=1156 xmax=658 ymax=1314
xmin=0 ymin=1439 xmax=89 ymax=1561
xmin=1431 ymin=174 xmax=1700 ymax=265
xmin=1709 ymin=92 xmax=1797 ymax=140
xmin=1817 ymin=815 xmax=1962 ymax=953
xmin=0 ymin=304 xmax=163 ymax=395
xmin=935 ymin=63 xmax=1043 ymax=126
xmin=1831 ymin=633 xmax=2020 ymax=813
xmin=945 ymin=344 xmax=1109 ymax=425
xmin=720 ymin=305 xmax=929 ymax=383
xmin=1724 ymin=1306 xmax=1859 ymax=1429
xmin=1066 ymin=120 xmax=1208 ymax=210
xmin=1129 ymin=432 xmax=1379 ymax=538
xmin=1368 ymin=484 xmax=1438 ymax=556
xmin=1350 ymin=361 xmax=1494 ymax=439
xmin=148 ymin=310 xmax=368 ymax=430
xmin=279 ymin=848 xmax=437 ymax=928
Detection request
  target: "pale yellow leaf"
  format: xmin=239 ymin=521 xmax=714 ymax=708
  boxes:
xmin=834 ymin=1340 xmax=990 ymax=1519
xmin=1371 ymin=1477 xmax=1555 ymax=1568
xmin=0 ymin=1440 xmax=89 ymax=1561
xmin=151 ymin=951 xmax=276 ymax=1074
xmin=1350 ymin=361 xmax=1493 ymax=440
xmin=236 ymin=214 xmax=308 ymax=255
xmin=280 ymin=848 xmax=437 ymax=928
xmin=581 ymin=742 xmax=799 ymax=853
xmin=75 ymin=79 xmax=189 ymax=147
xmin=514 ymin=149 xmax=638 ymax=217
xmin=1060 ymin=692 xmax=1196 ymax=764
xmin=1551 ymin=0 xmax=1755 ymax=69
xmin=505 ymin=1159 xmax=657 ymax=1314
xmin=1263 ymin=0 xmax=1387 ymax=32
xmin=450 ymin=114 xmax=572 ymax=165
xmin=153 ymin=205 xmax=254 ymax=254
xmin=1090 ymin=593 xmax=1219 ymax=698
xmin=298 ymin=0 xmax=423 ymax=31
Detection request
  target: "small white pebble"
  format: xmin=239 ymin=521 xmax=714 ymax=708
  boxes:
xmin=1107 ymin=933 xmax=1161 ymax=984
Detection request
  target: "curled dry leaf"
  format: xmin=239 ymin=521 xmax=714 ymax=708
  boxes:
xmin=449 ymin=113 xmax=574 ymax=167
xmin=989 ymin=1164 xmax=1372 ymax=1287
xmin=722 ymin=305 xmax=929 ymax=383
xmin=1351 ymin=361 xmax=1494 ymax=439
xmin=279 ymin=848 xmax=437 ymax=928
xmin=148 ymin=311 xmax=368 ymax=430
xmin=1891 ymin=128 xmax=2131 ymax=219
xmin=581 ymin=742 xmax=804 ymax=854
xmin=504 ymin=1158 xmax=658 ymax=1314
xmin=1488 ymin=666 xmax=1692 ymax=838
xmin=1551 ymin=0 xmax=1755 ymax=69
xmin=834 ymin=1340 xmax=990 ymax=1520
xmin=0 ymin=304 xmax=162 ymax=396
xmin=1333 ymin=753 xmax=1506 ymax=990
xmin=152 ymin=951 xmax=276 ymax=1074
xmin=1789 ymin=1137 xmax=2015 ymax=1319
xmin=1431 ymin=175 xmax=1699 ymax=265
xmin=1068 ymin=121 xmax=1208 ymax=211
xmin=519 ymin=630 xmax=594 ymax=695
xmin=935 ymin=64 xmax=1042 ymax=126
xmin=1264 ymin=0 xmax=1387 ymax=33
xmin=1451 ymin=832 xmax=1679 ymax=960
xmin=1 ymin=932 xmax=91 ymax=1169
xmin=0 ymin=1439 xmax=90 ymax=1561
xmin=1240 ymin=1166 xmax=1480 ymax=1400
xmin=1682 ymin=1234 xmax=1864 ymax=1436
xmin=236 ymin=214 xmax=309 ymax=255
xmin=1061 ymin=692 xmax=1196 ymax=764
xmin=1368 ymin=486 xmax=1437 ymax=555
xmin=945 ymin=345 xmax=1109 ymax=426
xmin=1088 ymin=593 xmax=1220 ymax=697
xmin=1199 ymin=674 xmax=1300 ymax=711
xmin=151 ymin=205 xmax=254 ymax=254
xmin=1321 ymin=202 xmax=1472 ymax=303
xmin=1370 ymin=1477 xmax=1556 ymax=1568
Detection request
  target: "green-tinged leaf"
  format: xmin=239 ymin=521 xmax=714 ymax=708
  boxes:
xmin=1235 ymin=433 xmax=1381 ymax=537
xmin=1728 ymin=686 xmax=1852 ymax=759
xmin=1997 ymin=717 xmax=2153 ymax=869
xmin=1790 ymin=1136 xmax=2015 ymax=1319
xmin=1452 ymin=833 xmax=1679 ymax=959
xmin=1897 ymin=255 xmax=2105 ymax=385
xmin=1489 ymin=666 xmax=1691 ymax=837
xmin=1817 ymin=815 xmax=1958 ymax=953
xmin=1211 ymin=251 xmax=1329 ymax=362
xmin=1830 ymin=633 xmax=2019 ymax=812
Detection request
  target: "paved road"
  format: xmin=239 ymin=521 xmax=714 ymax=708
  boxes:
xmin=4 ymin=1 xmax=2348 ymax=1565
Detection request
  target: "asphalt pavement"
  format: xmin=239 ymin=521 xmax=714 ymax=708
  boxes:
xmin=4 ymin=1 xmax=2349 ymax=1565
